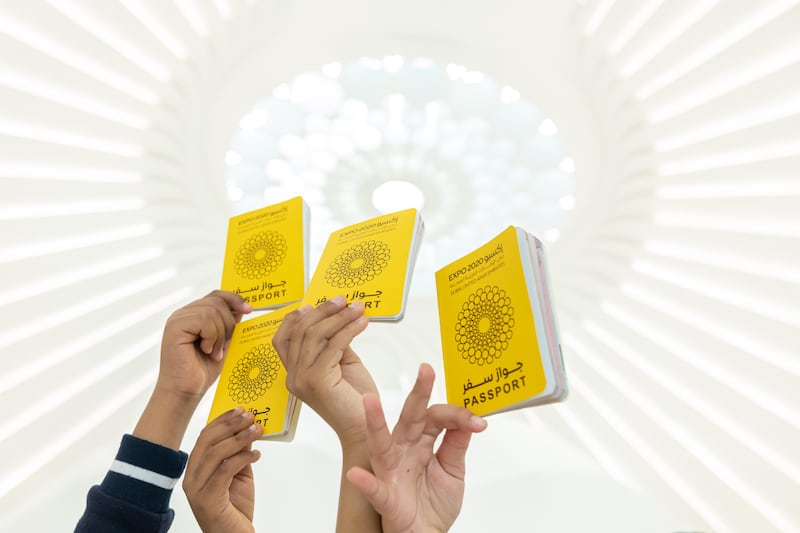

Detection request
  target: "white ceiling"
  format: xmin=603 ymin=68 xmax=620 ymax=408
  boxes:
xmin=0 ymin=1 xmax=799 ymax=532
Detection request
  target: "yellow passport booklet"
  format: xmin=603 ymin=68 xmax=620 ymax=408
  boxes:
xmin=435 ymin=225 xmax=567 ymax=416
xmin=221 ymin=196 xmax=309 ymax=310
xmin=304 ymin=208 xmax=424 ymax=321
xmin=207 ymin=303 xmax=301 ymax=441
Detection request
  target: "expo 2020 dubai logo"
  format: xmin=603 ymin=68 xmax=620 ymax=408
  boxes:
xmin=455 ymin=285 xmax=515 ymax=366
xmin=324 ymin=240 xmax=391 ymax=288
xmin=235 ymin=231 xmax=288 ymax=279
xmin=228 ymin=343 xmax=282 ymax=404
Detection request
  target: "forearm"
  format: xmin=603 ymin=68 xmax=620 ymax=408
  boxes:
xmin=336 ymin=442 xmax=382 ymax=533
xmin=133 ymin=386 xmax=201 ymax=451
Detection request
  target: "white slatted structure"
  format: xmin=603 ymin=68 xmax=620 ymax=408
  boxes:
xmin=0 ymin=1 xmax=797 ymax=532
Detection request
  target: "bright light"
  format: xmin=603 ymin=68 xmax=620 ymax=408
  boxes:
xmin=652 ymin=99 xmax=800 ymax=150
xmin=543 ymin=228 xmax=561 ymax=242
xmin=636 ymin=0 xmax=797 ymax=100
xmin=372 ymin=180 xmax=425 ymax=213
xmin=446 ymin=63 xmax=466 ymax=80
xmin=0 ymin=268 xmax=176 ymax=351
xmin=658 ymin=140 xmax=800 ymax=175
xmin=619 ymin=0 xmax=718 ymax=78
xmin=0 ymin=370 xmax=156 ymax=500
xmin=45 ymin=0 xmax=171 ymax=81
xmin=633 ymin=259 xmax=800 ymax=328
xmin=606 ymin=0 xmax=663 ymax=55
xmin=225 ymin=150 xmax=242 ymax=166
xmin=559 ymin=157 xmax=576 ymax=173
xmin=558 ymin=195 xmax=575 ymax=210
xmin=551 ymin=395 xmax=637 ymax=487
xmin=382 ymin=55 xmax=404 ymax=73
xmin=656 ymin=180 xmax=800 ymax=199
xmin=0 ymin=14 xmax=158 ymax=103
xmin=648 ymin=44 xmax=800 ymax=121
xmin=654 ymin=211 xmax=800 ymax=238
xmin=0 ymin=334 xmax=160 ymax=444
xmin=583 ymin=0 xmax=615 ymax=37
xmin=213 ymin=0 xmax=233 ymax=18
xmin=226 ymin=181 xmax=244 ymax=201
xmin=0 ymin=164 xmax=141 ymax=183
xmin=538 ymin=119 xmax=558 ymax=136
xmin=643 ymin=240 xmax=800 ymax=284
xmin=322 ymin=61 xmax=342 ymax=78
xmin=0 ymin=121 xmax=143 ymax=157
xmin=462 ymin=71 xmax=484 ymax=84
xmin=581 ymin=318 xmax=800 ymax=520
xmin=601 ymin=300 xmax=800 ymax=431
xmin=620 ymin=282 xmax=800 ymax=377
xmin=0 ymin=70 xmax=149 ymax=129
xmin=120 ymin=0 xmax=188 ymax=59
xmin=0 ymin=247 xmax=162 ymax=305
xmin=0 ymin=288 xmax=191 ymax=396
xmin=500 ymin=86 xmax=520 ymax=103
xmin=174 ymin=0 xmax=209 ymax=36
xmin=239 ymin=109 xmax=270 ymax=130
xmin=0 ymin=198 xmax=145 ymax=220
xmin=0 ymin=224 xmax=153 ymax=264
xmin=266 ymin=159 xmax=292 ymax=179
xmin=560 ymin=353 xmax=732 ymax=533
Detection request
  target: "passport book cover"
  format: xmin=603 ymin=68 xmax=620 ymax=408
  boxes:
xmin=435 ymin=225 xmax=567 ymax=416
xmin=221 ymin=196 xmax=309 ymax=310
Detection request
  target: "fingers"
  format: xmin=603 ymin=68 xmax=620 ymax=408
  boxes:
xmin=345 ymin=466 xmax=391 ymax=514
xmin=391 ymin=363 xmax=435 ymax=443
xmin=422 ymin=404 xmax=487 ymax=438
xmin=196 ymin=291 xmax=251 ymax=360
xmin=424 ymin=405 xmax=486 ymax=480
xmin=184 ymin=407 xmax=262 ymax=494
xmin=273 ymin=297 xmax=369 ymax=395
xmin=361 ymin=393 xmax=396 ymax=472
xmin=167 ymin=290 xmax=252 ymax=361
xmin=271 ymin=304 xmax=312 ymax=366
xmin=295 ymin=298 xmax=367 ymax=370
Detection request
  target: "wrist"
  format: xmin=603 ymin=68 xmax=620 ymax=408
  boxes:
xmin=340 ymin=437 xmax=371 ymax=473
xmin=132 ymin=387 xmax=201 ymax=450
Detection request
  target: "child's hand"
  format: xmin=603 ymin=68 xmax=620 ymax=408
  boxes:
xmin=272 ymin=296 xmax=376 ymax=446
xmin=157 ymin=290 xmax=252 ymax=401
xmin=347 ymin=363 xmax=487 ymax=533
xmin=183 ymin=407 xmax=262 ymax=533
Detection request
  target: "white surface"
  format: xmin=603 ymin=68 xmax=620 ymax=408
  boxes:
xmin=1 ymin=1 xmax=799 ymax=532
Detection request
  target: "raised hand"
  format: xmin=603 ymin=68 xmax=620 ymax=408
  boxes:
xmin=134 ymin=290 xmax=252 ymax=450
xmin=272 ymin=295 xmax=382 ymax=532
xmin=271 ymin=296 xmax=376 ymax=445
xmin=183 ymin=407 xmax=262 ymax=533
xmin=347 ymin=363 xmax=488 ymax=533
xmin=157 ymin=290 xmax=252 ymax=400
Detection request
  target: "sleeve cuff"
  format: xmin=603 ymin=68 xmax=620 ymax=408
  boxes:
xmin=99 ymin=434 xmax=189 ymax=513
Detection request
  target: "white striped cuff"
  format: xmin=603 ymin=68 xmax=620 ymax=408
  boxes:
xmin=108 ymin=459 xmax=180 ymax=490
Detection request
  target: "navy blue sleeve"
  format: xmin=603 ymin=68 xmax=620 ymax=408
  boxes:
xmin=74 ymin=434 xmax=189 ymax=533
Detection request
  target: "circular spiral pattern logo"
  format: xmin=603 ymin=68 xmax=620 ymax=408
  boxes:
xmin=228 ymin=343 xmax=282 ymax=404
xmin=454 ymin=285 xmax=515 ymax=366
xmin=235 ymin=231 xmax=288 ymax=279
xmin=324 ymin=240 xmax=391 ymax=288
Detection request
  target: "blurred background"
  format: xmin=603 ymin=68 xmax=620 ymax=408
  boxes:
xmin=0 ymin=0 xmax=798 ymax=531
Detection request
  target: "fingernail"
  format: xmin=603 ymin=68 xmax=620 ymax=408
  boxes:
xmin=250 ymin=424 xmax=262 ymax=433
xmin=298 ymin=304 xmax=312 ymax=313
xmin=470 ymin=415 xmax=487 ymax=429
xmin=331 ymin=295 xmax=347 ymax=306
xmin=350 ymin=300 xmax=365 ymax=311
xmin=233 ymin=406 xmax=244 ymax=414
